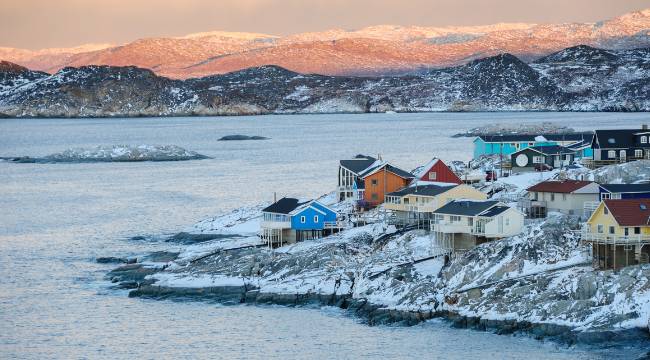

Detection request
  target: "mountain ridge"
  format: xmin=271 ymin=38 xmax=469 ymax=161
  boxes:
xmin=1 ymin=45 xmax=649 ymax=117
xmin=2 ymin=8 xmax=650 ymax=78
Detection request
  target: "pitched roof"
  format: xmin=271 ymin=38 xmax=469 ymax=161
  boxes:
xmin=361 ymin=163 xmax=414 ymax=179
xmin=514 ymin=145 xmax=575 ymax=156
xmin=479 ymin=205 xmax=511 ymax=217
xmin=289 ymin=201 xmax=330 ymax=216
xmin=412 ymin=158 xmax=439 ymax=179
xmin=477 ymin=133 xmax=592 ymax=143
xmin=386 ymin=183 xmax=457 ymax=197
xmin=262 ymin=197 xmax=308 ymax=214
xmin=600 ymin=183 xmax=650 ymax=194
xmin=527 ymin=180 xmax=594 ymax=194
xmin=604 ymin=199 xmax=650 ymax=226
xmin=593 ymin=129 xmax=639 ymax=149
xmin=339 ymin=154 xmax=377 ymax=174
xmin=433 ymin=200 xmax=500 ymax=216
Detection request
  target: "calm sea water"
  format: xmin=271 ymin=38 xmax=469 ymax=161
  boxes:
xmin=1 ymin=113 xmax=648 ymax=359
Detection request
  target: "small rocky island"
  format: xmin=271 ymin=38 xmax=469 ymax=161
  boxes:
xmin=218 ymin=135 xmax=269 ymax=141
xmin=1 ymin=144 xmax=210 ymax=163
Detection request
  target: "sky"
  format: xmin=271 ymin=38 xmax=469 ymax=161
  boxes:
xmin=2 ymin=0 xmax=650 ymax=49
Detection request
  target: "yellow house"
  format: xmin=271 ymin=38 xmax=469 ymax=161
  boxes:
xmin=584 ymin=199 xmax=650 ymax=269
xmin=384 ymin=183 xmax=487 ymax=227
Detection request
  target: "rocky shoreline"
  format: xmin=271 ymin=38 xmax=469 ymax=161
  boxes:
xmin=114 ymin=266 xmax=649 ymax=347
xmin=105 ymin=213 xmax=650 ymax=350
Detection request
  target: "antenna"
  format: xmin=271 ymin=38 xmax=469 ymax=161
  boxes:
xmin=274 ymin=192 xmax=277 ymax=203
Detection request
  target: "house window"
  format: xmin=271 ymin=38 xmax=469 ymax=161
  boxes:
xmin=371 ymin=193 xmax=378 ymax=201
xmin=602 ymin=193 xmax=611 ymax=200
xmin=528 ymin=142 xmax=534 ymax=146
xmin=608 ymin=150 xmax=616 ymax=159
xmin=403 ymin=198 xmax=409 ymax=204
xmin=636 ymin=149 xmax=643 ymax=158
xmin=550 ymin=193 xmax=555 ymax=201
xmin=533 ymin=192 xmax=538 ymax=201
xmin=505 ymin=218 xmax=510 ymax=226
xmin=532 ymin=156 xmax=543 ymax=164
xmin=624 ymin=228 xmax=629 ymax=236
xmin=450 ymin=215 xmax=461 ymax=223
xmin=597 ymin=225 xmax=604 ymax=233
xmin=371 ymin=179 xmax=378 ymax=186
xmin=609 ymin=226 xmax=615 ymax=235
xmin=313 ymin=215 xmax=319 ymax=223
xmin=635 ymin=227 xmax=641 ymax=234
xmin=468 ymin=218 xmax=473 ymax=226
xmin=428 ymin=172 xmax=437 ymax=180
xmin=642 ymin=136 xmax=648 ymax=144
xmin=300 ymin=216 xmax=306 ymax=223
xmin=604 ymin=207 xmax=608 ymax=215
xmin=562 ymin=194 xmax=567 ymax=201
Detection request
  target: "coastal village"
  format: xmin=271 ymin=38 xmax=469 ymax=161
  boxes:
xmin=260 ymin=125 xmax=650 ymax=270
xmin=109 ymin=122 xmax=650 ymax=345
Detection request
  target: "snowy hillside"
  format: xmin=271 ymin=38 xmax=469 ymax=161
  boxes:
xmin=2 ymin=44 xmax=650 ymax=117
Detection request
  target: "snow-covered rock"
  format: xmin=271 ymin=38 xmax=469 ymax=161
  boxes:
xmin=113 ymin=208 xmax=650 ymax=343
xmin=4 ymin=145 xmax=209 ymax=163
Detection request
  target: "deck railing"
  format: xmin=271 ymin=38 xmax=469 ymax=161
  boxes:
xmin=580 ymin=230 xmax=650 ymax=245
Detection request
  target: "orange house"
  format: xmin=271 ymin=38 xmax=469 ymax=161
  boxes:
xmin=361 ymin=163 xmax=414 ymax=206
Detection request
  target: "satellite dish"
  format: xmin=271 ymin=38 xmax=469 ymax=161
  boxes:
xmin=515 ymin=154 xmax=529 ymax=167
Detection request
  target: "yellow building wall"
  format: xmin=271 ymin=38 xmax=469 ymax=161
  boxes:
xmin=440 ymin=185 xmax=488 ymax=205
xmin=390 ymin=185 xmax=487 ymax=212
xmin=587 ymin=202 xmax=650 ymax=236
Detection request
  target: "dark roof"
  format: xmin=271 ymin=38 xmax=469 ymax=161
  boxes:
xmin=262 ymin=197 xmax=308 ymax=214
xmin=527 ymin=180 xmax=594 ymax=194
xmin=339 ymin=155 xmax=377 ymax=174
xmin=479 ymin=205 xmax=511 ymax=217
xmin=593 ymin=129 xmax=640 ymax=149
xmin=433 ymin=200 xmax=500 ymax=216
xmin=361 ymin=163 xmax=414 ymax=179
xmin=514 ymin=145 xmax=575 ymax=156
xmin=604 ymin=199 xmax=650 ymax=226
xmin=386 ymin=184 xmax=457 ymax=197
xmin=600 ymin=184 xmax=650 ymax=194
xmin=477 ymin=132 xmax=592 ymax=143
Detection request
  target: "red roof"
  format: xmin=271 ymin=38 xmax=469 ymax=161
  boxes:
xmin=604 ymin=199 xmax=650 ymax=226
xmin=527 ymin=180 xmax=594 ymax=194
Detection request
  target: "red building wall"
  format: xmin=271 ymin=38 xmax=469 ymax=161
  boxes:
xmin=419 ymin=160 xmax=462 ymax=184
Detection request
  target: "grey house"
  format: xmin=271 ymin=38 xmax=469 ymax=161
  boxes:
xmin=510 ymin=145 xmax=576 ymax=171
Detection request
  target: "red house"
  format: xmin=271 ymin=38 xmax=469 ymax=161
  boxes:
xmin=413 ymin=158 xmax=462 ymax=184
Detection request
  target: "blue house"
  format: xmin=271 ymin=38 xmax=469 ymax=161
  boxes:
xmin=473 ymin=133 xmax=593 ymax=159
xmin=261 ymin=198 xmax=340 ymax=246
xmin=290 ymin=201 xmax=338 ymax=241
xmin=599 ymin=184 xmax=650 ymax=201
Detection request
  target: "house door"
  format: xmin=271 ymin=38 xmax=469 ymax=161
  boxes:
xmin=646 ymin=150 xmax=650 ymax=160
xmin=553 ymin=156 xmax=560 ymax=168
xmin=620 ymin=150 xmax=626 ymax=162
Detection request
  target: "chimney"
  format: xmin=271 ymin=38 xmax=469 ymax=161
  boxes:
xmin=274 ymin=192 xmax=277 ymax=203
xmin=642 ymin=124 xmax=648 ymax=130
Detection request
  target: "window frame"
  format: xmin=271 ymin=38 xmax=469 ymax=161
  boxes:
xmin=313 ymin=215 xmax=319 ymax=223
xmin=300 ymin=216 xmax=306 ymax=224
xmin=428 ymin=172 xmax=437 ymax=181
xmin=597 ymin=224 xmax=604 ymax=233
xmin=608 ymin=150 xmax=616 ymax=159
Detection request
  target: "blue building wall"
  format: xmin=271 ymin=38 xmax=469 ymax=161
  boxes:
xmin=473 ymin=138 xmax=559 ymax=159
xmin=599 ymin=189 xmax=650 ymax=201
xmin=290 ymin=203 xmax=336 ymax=230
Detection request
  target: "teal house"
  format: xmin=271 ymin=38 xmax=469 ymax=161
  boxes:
xmin=473 ymin=133 xmax=593 ymax=159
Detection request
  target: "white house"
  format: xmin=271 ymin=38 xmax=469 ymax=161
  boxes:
xmin=431 ymin=200 xmax=524 ymax=252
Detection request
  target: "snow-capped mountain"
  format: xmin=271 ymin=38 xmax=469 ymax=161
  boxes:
xmin=1 ymin=9 xmax=650 ymax=78
xmin=1 ymin=44 xmax=649 ymax=117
